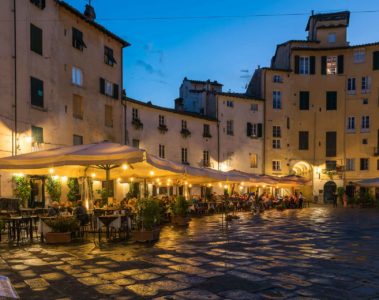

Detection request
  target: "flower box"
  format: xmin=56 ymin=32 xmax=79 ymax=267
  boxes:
xmin=45 ymin=232 xmax=71 ymax=244
xmin=132 ymin=228 xmax=160 ymax=242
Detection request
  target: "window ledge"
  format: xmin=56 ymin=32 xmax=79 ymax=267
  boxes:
xmin=360 ymin=129 xmax=370 ymax=133
xmin=31 ymin=105 xmax=47 ymax=112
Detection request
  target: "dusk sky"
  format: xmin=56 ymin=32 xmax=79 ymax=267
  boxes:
xmin=67 ymin=0 xmax=379 ymax=107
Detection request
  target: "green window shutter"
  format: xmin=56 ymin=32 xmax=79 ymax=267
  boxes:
xmin=32 ymin=126 xmax=44 ymax=143
xmin=337 ymin=55 xmax=344 ymax=74
xmin=113 ymin=83 xmax=119 ymax=99
xmin=30 ymin=24 xmax=43 ymax=55
xmin=321 ymin=56 xmax=327 ymax=75
xmin=299 ymin=91 xmax=309 ymax=110
xmin=373 ymin=51 xmax=379 ymax=70
xmin=257 ymin=123 xmax=263 ymax=138
xmin=326 ymin=131 xmax=337 ymax=157
xmin=31 ymin=77 xmax=44 ymax=107
xmin=246 ymin=122 xmax=252 ymax=137
xmin=326 ymin=91 xmax=337 ymax=110
xmin=299 ymin=131 xmax=309 ymax=150
xmin=99 ymin=78 xmax=105 ymax=95
xmin=310 ymin=56 xmax=316 ymax=74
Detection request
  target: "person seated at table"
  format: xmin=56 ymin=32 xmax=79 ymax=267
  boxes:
xmin=48 ymin=201 xmax=60 ymax=217
xmin=74 ymin=200 xmax=89 ymax=226
xmin=93 ymin=200 xmax=101 ymax=209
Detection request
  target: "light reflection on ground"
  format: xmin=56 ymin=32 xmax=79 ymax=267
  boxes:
xmin=1 ymin=205 xmax=379 ymax=299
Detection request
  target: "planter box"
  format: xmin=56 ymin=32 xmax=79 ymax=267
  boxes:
xmin=172 ymin=216 xmax=190 ymax=226
xmin=45 ymin=232 xmax=71 ymax=244
xmin=132 ymin=228 xmax=160 ymax=242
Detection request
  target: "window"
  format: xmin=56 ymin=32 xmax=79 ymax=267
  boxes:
xmin=273 ymin=75 xmax=282 ymax=83
xmin=347 ymin=117 xmax=355 ymax=131
xmin=203 ymin=150 xmax=210 ymax=167
xmin=32 ymin=126 xmax=43 ymax=144
xmin=361 ymin=116 xmax=370 ymax=131
xmin=272 ymin=139 xmax=281 ymax=149
xmin=326 ymin=131 xmax=337 ymax=157
xmin=159 ymin=144 xmax=165 ymax=159
xmin=327 ymin=56 xmax=337 ymax=75
xmin=181 ymin=148 xmax=188 ymax=164
xmin=247 ymin=123 xmax=263 ymax=138
xmin=360 ymin=158 xmax=369 ymax=171
xmin=203 ymin=124 xmax=211 ymax=137
xmin=361 ymin=76 xmax=371 ymax=93
xmin=377 ymin=159 xmax=379 ymax=171
xmin=272 ymin=126 xmax=281 ymax=138
xmin=363 ymin=98 xmax=368 ymax=105
xmin=30 ymin=0 xmax=45 ymax=9
xmin=325 ymin=160 xmax=337 ymax=171
xmin=132 ymin=139 xmax=139 ymax=148
xmin=295 ymin=56 xmax=315 ymax=75
xmin=132 ymin=108 xmax=139 ymax=121
xmin=273 ymin=91 xmax=282 ymax=109
xmin=250 ymin=153 xmax=258 ymax=168
xmin=347 ymin=78 xmax=356 ymax=93
xmin=104 ymin=105 xmax=113 ymax=128
xmin=30 ymin=77 xmax=44 ymax=107
xmin=251 ymin=103 xmax=258 ymax=112
xmin=181 ymin=120 xmax=187 ymax=130
xmin=373 ymin=51 xmax=379 ymax=70
xmin=72 ymin=67 xmax=83 ymax=86
xmin=100 ymin=78 xmax=119 ymax=99
xmin=328 ymin=33 xmax=336 ymax=43
xmin=326 ymin=91 xmax=337 ymax=110
xmin=272 ymin=161 xmax=281 ymax=171
xmin=72 ymin=28 xmax=86 ymax=51
xmin=73 ymin=135 xmax=83 ymax=145
xmin=226 ymin=120 xmax=234 ymax=136
xmin=299 ymin=131 xmax=309 ymax=150
xmin=299 ymin=56 xmax=310 ymax=74
xmin=362 ymin=138 xmax=368 ymax=145
xmin=354 ymin=50 xmax=365 ymax=63
xmin=104 ymin=46 xmax=116 ymax=66
xmin=226 ymin=100 xmax=234 ymax=108
xmin=159 ymin=115 xmax=165 ymax=126
xmin=299 ymin=91 xmax=309 ymax=110
xmin=72 ymin=94 xmax=83 ymax=119
xmin=346 ymin=158 xmax=355 ymax=171
xmin=30 ymin=24 xmax=42 ymax=55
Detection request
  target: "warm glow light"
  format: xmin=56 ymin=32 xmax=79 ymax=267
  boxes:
xmin=13 ymin=173 xmax=24 ymax=177
xmin=49 ymin=168 xmax=54 ymax=174
xmin=263 ymin=185 xmax=266 ymax=188
xmin=130 ymin=177 xmax=134 ymax=182
xmin=122 ymin=164 xmax=128 ymax=170
xmin=189 ymin=184 xmax=192 ymax=188
xmin=207 ymin=183 xmax=212 ymax=187
xmin=224 ymin=185 xmax=228 ymax=189
xmin=239 ymin=186 xmax=243 ymax=190
xmin=91 ymin=173 xmax=96 ymax=178
xmin=61 ymin=176 xmax=68 ymax=182
xmin=218 ymin=183 xmax=223 ymax=188
xmin=185 ymin=181 xmax=188 ymax=185
xmin=149 ymin=171 xmax=155 ymax=176
xmin=117 ymin=177 xmax=121 ymax=182
xmin=53 ymin=175 xmax=59 ymax=180
xmin=158 ymin=182 xmax=162 ymax=186
xmin=241 ymin=182 xmax=245 ymax=186
xmin=25 ymin=136 xmax=33 ymax=144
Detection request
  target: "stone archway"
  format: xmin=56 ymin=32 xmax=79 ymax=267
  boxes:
xmin=290 ymin=161 xmax=313 ymax=179
xmin=324 ymin=181 xmax=337 ymax=203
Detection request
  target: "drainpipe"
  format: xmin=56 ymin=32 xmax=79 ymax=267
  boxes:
xmin=216 ymin=96 xmax=220 ymax=170
xmin=13 ymin=0 xmax=17 ymax=156
xmin=262 ymin=69 xmax=266 ymax=174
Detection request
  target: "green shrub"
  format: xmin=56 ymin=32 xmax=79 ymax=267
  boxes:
xmin=136 ymin=198 xmax=161 ymax=231
xmin=43 ymin=217 xmax=79 ymax=233
xmin=46 ymin=176 xmax=62 ymax=202
xmin=67 ymin=178 xmax=80 ymax=202
xmin=13 ymin=176 xmax=31 ymax=208
xmin=173 ymin=196 xmax=189 ymax=218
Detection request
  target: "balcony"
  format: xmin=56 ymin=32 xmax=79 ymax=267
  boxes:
xmin=157 ymin=124 xmax=168 ymax=134
xmin=131 ymin=118 xmax=143 ymax=130
xmin=180 ymin=128 xmax=191 ymax=138
xmin=202 ymin=132 xmax=212 ymax=139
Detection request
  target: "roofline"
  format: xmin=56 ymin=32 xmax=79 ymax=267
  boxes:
xmin=216 ymin=92 xmax=264 ymax=101
xmin=305 ymin=11 xmax=350 ymax=31
xmin=183 ymin=78 xmax=223 ymax=86
xmin=291 ymin=41 xmax=379 ymax=52
xmin=56 ymin=0 xmax=130 ymax=47
xmin=124 ymin=97 xmax=218 ymax=122
xmin=260 ymin=67 xmax=292 ymax=73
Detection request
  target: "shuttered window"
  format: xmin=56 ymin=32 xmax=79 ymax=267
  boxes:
xmin=337 ymin=55 xmax=344 ymax=74
xmin=30 ymin=0 xmax=45 ymax=9
xmin=72 ymin=94 xmax=83 ymax=119
xmin=373 ymin=51 xmax=379 ymax=70
xmin=299 ymin=131 xmax=309 ymax=150
xmin=104 ymin=46 xmax=117 ymax=66
xmin=72 ymin=28 xmax=86 ymax=51
xmin=31 ymin=77 xmax=44 ymax=107
xmin=105 ymin=105 xmax=113 ymax=128
xmin=73 ymin=135 xmax=83 ymax=145
xmin=326 ymin=131 xmax=337 ymax=157
xmin=299 ymin=91 xmax=309 ymax=110
xmin=30 ymin=24 xmax=42 ymax=55
xmin=32 ymin=126 xmax=44 ymax=144
xmin=100 ymin=77 xmax=119 ymax=99
xmin=326 ymin=91 xmax=337 ymax=110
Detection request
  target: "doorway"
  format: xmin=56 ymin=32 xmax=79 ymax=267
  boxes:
xmin=323 ymin=181 xmax=337 ymax=203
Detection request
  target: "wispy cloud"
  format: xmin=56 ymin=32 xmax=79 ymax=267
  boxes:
xmin=144 ymin=43 xmax=164 ymax=63
xmin=136 ymin=59 xmax=164 ymax=77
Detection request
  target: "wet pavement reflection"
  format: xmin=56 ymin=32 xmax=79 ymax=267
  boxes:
xmin=1 ymin=206 xmax=379 ymax=299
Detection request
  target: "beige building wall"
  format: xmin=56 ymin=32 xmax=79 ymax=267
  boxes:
xmin=0 ymin=0 xmax=127 ymax=197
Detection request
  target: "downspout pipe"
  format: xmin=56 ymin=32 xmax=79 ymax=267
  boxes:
xmin=13 ymin=0 xmax=17 ymax=156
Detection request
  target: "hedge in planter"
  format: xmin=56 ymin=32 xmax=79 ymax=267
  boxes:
xmin=171 ymin=196 xmax=190 ymax=226
xmin=46 ymin=176 xmax=62 ymax=203
xmin=133 ymin=198 xmax=162 ymax=242
xmin=43 ymin=217 xmax=79 ymax=244
xmin=13 ymin=175 xmax=31 ymax=208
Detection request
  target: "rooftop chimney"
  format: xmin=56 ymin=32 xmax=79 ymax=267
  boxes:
xmin=84 ymin=1 xmax=96 ymax=21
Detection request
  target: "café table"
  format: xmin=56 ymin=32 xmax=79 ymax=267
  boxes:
xmin=97 ymin=214 xmax=124 ymax=241
xmin=5 ymin=216 xmax=36 ymax=245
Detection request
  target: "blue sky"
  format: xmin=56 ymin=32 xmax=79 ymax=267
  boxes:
xmin=67 ymin=0 xmax=379 ymax=107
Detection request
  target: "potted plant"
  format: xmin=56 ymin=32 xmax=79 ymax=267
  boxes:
xmin=46 ymin=176 xmax=62 ymax=203
xmin=43 ymin=217 xmax=79 ymax=244
xmin=171 ymin=196 xmax=190 ymax=226
xmin=132 ymin=198 xmax=161 ymax=242
xmin=67 ymin=178 xmax=80 ymax=203
xmin=13 ymin=175 xmax=31 ymax=208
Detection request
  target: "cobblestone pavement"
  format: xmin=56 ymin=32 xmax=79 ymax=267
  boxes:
xmin=1 ymin=206 xmax=379 ymax=299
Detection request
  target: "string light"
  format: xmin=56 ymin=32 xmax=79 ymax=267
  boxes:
xmin=91 ymin=173 xmax=96 ymax=178
xmin=49 ymin=168 xmax=54 ymax=174
xmin=149 ymin=171 xmax=155 ymax=176
xmin=122 ymin=164 xmax=128 ymax=170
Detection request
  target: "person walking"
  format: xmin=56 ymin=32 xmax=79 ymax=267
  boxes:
xmin=298 ymin=192 xmax=304 ymax=209
xmin=343 ymin=191 xmax=348 ymax=208
xmin=333 ymin=192 xmax=338 ymax=208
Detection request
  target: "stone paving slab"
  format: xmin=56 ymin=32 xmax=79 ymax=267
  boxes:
xmin=1 ymin=207 xmax=379 ymax=299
